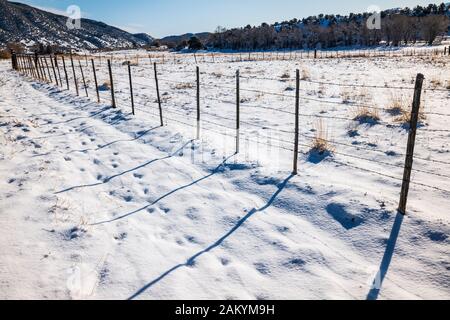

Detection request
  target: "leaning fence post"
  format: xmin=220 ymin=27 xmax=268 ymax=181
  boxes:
xmin=107 ymin=59 xmax=116 ymax=108
xmin=54 ymin=55 xmax=62 ymax=86
xmin=91 ymin=59 xmax=100 ymax=103
xmin=34 ymin=53 xmax=41 ymax=80
xmin=29 ymin=56 xmax=36 ymax=78
xmin=43 ymin=56 xmax=53 ymax=83
xmin=196 ymin=65 xmax=201 ymax=139
xmin=153 ymin=62 xmax=164 ymax=126
xmin=50 ymin=55 xmax=59 ymax=86
xmin=128 ymin=61 xmax=135 ymax=115
xmin=398 ymin=73 xmax=425 ymax=215
xmin=61 ymin=56 xmax=70 ymax=90
xmin=293 ymin=69 xmax=300 ymax=175
xmin=39 ymin=57 xmax=48 ymax=82
xmin=70 ymin=54 xmax=79 ymax=95
xmin=21 ymin=55 xmax=27 ymax=74
xmin=236 ymin=69 xmax=240 ymax=154
xmin=25 ymin=55 xmax=31 ymax=77
xmin=78 ymin=61 xmax=89 ymax=97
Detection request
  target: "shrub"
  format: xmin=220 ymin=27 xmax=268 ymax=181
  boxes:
xmin=0 ymin=50 xmax=11 ymax=60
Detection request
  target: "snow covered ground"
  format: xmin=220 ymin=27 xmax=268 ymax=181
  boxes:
xmin=0 ymin=52 xmax=449 ymax=300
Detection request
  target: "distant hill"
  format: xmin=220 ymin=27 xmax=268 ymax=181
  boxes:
xmin=0 ymin=0 xmax=154 ymax=50
xmin=159 ymin=32 xmax=211 ymax=46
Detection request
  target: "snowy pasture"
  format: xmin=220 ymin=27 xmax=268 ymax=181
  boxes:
xmin=0 ymin=51 xmax=449 ymax=300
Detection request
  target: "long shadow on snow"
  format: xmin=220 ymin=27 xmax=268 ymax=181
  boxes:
xmin=366 ymin=212 xmax=404 ymax=300
xmin=127 ymin=174 xmax=294 ymax=300
xmin=55 ymin=141 xmax=193 ymax=195
xmin=91 ymin=154 xmax=238 ymax=226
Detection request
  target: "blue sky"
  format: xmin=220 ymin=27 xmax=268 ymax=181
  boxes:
xmin=15 ymin=0 xmax=442 ymax=38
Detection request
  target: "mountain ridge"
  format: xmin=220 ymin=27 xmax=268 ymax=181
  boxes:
xmin=0 ymin=0 xmax=154 ymax=50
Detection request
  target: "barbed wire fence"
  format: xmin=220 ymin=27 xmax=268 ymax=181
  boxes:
xmin=10 ymin=50 xmax=450 ymax=215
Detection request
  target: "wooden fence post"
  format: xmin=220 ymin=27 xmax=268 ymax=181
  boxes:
xmin=314 ymin=50 xmax=317 ymax=59
xmin=153 ymin=63 xmax=164 ymax=126
xmin=34 ymin=53 xmax=42 ymax=80
xmin=128 ymin=61 xmax=135 ymax=115
xmin=54 ymin=55 xmax=62 ymax=86
xmin=43 ymin=56 xmax=53 ymax=83
xmin=61 ymin=56 xmax=70 ymax=90
xmin=236 ymin=69 xmax=240 ymax=154
xmin=21 ymin=55 xmax=27 ymax=75
xmin=50 ymin=55 xmax=59 ymax=86
xmin=21 ymin=55 xmax=27 ymax=74
xmin=39 ymin=57 xmax=48 ymax=82
xmin=196 ymin=65 xmax=201 ymax=139
xmin=11 ymin=51 xmax=17 ymax=70
xmin=107 ymin=59 xmax=116 ymax=108
xmin=70 ymin=54 xmax=79 ymax=95
xmin=91 ymin=59 xmax=100 ymax=103
xmin=78 ymin=61 xmax=88 ymax=97
xmin=398 ymin=73 xmax=425 ymax=215
xmin=293 ymin=69 xmax=300 ymax=175
xmin=26 ymin=55 xmax=33 ymax=77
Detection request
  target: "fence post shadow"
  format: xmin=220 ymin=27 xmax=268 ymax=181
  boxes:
xmin=366 ymin=212 xmax=404 ymax=300
xmin=127 ymin=173 xmax=295 ymax=300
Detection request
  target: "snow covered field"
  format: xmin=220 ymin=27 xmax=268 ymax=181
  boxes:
xmin=0 ymin=52 xmax=449 ymax=300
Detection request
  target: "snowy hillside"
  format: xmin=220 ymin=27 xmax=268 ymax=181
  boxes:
xmin=0 ymin=51 xmax=449 ymax=300
xmin=0 ymin=0 xmax=154 ymax=49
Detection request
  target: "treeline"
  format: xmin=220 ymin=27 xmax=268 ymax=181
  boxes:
xmin=190 ymin=3 xmax=450 ymax=51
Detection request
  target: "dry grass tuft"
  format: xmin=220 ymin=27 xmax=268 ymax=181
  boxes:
xmin=341 ymin=88 xmax=352 ymax=104
xmin=309 ymin=120 xmax=334 ymax=155
xmin=98 ymin=81 xmax=111 ymax=91
xmin=353 ymin=106 xmax=380 ymax=124
xmin=387 ymin=93 xmax=409 ymax=116
xmin=211 ymin=72 xmax=223 ymax=78
xmin=280 ymin=72 xmax=290 ymax=80
xmin=173 ymin=82 xmax=194 ymax=90
xmin=300 ymin=67 xmax=311 ymax=80
xmin=430 ymin=77 xmax=442 ymax=88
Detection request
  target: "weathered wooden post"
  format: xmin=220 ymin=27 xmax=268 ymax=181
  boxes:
xmin=61 ymin=56 xmax=70 ymax=90
xmin=50 ymin=55 xmax=59 ymax=86
xmin=196 ymin=65 xmax=201 ymax=139
xmin=70 ymin=54 xmax=79 ymax=95
xmin=236 ymin=69 xmax=240 ymax=154
xmin=11 ymin=51 xmax=17 ymax=71
xmin=39 ymin=57 xmax=48 ymax=82
xmin=153 ymin=62 xmax=163 ymax=126
xmin=54 ymin=55 xmax=62 ymax=86
xmin=78 ymin=60 xmax=88 ymax=97
xmin=293 ymin=69 xmax=300 ymax=175
xmin=91 ymin=59 xmax=100 ymax=103
xmin=128 ymin=61 xmax=135 ymax=115
xmin=34 ymin=53 xmax=42 ymax=81
xmin=398 ymin=73 xmax=425 ymax=215
xmin=43 ymin=56 xmax=53 ymax=83
xmin=107 ymin=59 xmax=116 ymax=108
